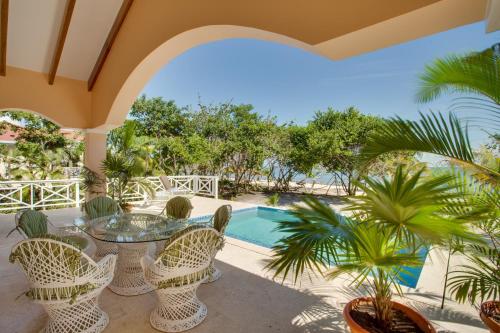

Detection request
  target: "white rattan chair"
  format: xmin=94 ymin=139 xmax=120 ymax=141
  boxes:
xmin=10 ymin=237 xmax=116 ymax=333
xmin=142 ymin=225 xmax=222 ymax=332
xmin=155 ymin=196 xmax=193 ymax=257
xmin=204 ymin=204 xmax=232 ymax=283
xmin=82 ymin=196 xmax=122 ymax=260
xmin=8 ymin=209 xmax=91 ymax=253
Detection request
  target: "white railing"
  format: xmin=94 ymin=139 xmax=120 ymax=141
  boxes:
xmin=0 ymin=179 xmax=82 ymax=212
xmin=0 ymin=175 xmax=219 ymax=212
xmin=122 ymin=175 xmax=219 ymax=202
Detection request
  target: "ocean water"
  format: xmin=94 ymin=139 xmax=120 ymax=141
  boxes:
xmin=224 ymin=207 xmax=427 ymax=288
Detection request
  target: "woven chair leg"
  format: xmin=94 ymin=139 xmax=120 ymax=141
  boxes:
xmin=150 ymin=283 xmax=207 ymax=332
xmin=203 ymin=261 xmax=222 ymax=284
xmin=41 ymin=297 xmax=108 ymax=333
xmin=109 ymin=243 xmax=154 ymax=296
xmin=94 ymin=240 xmax=118 ymax=261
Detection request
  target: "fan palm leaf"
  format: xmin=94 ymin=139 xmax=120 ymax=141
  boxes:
xmin=347 ymin=166 xmax=478 ymax=245
xmin=267 ymin=196 xmax=349 ymax=282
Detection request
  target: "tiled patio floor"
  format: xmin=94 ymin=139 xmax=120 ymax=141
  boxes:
xmin=0 ymin=197 xmax=487 ymax=332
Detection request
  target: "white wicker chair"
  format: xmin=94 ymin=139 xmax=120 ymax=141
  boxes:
xmin=10 ymin=237 xmax=116 ymax=333
xmin=204 ymin=204 xmax=232 ymax=283
xmin=8 ymin=209 xmax=91 ymax=254
xmin=155 ymin=196 xmax=193 ymax=258
xmin=142 ymin=225 xmax=222 ymax=332
xmin=82 ymin=196 xmax=122 ymax=260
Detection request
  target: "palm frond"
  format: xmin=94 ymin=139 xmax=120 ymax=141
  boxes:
xmin=266 ymin=196 xmax=349 ymax=282
xmin=359 ymin=112 xmax=499 ymax=184
xmin=416 ymin=49 xmax=500 ymax=104
xmin=448 ymin=245 xmax=500 ymax=305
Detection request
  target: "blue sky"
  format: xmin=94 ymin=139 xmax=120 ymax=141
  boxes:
xmin=141 ymin=22 xmax=499 ymax=147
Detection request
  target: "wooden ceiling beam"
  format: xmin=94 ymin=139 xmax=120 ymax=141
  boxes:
xmin=0 ymin=0 xmax=9 ymax=76
xmin=87 ymin=0 xmax=134 ymax=91
xmin=48 ymin=0 xmax=76 ymax=85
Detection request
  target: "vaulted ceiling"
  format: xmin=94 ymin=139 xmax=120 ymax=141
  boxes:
xmin=3 ymin=0 xmax=123 ymax=82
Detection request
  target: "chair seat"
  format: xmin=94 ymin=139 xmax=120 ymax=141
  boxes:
xmin=61 ymin=235 xmax=88 ymax=251
xmin=157 ymin=267 xmax=209 ymax=289
xmin=26 ymin=282 xmax=96 ymax=303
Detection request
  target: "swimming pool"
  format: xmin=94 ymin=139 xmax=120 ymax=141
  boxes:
xmin=192 ymin=206 xmax=427 ymax=288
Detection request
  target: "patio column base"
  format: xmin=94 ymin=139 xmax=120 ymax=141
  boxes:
xmin=109 ymin=243 xmax=154 ymax=296
xmin=41 ymin=296 xmax=109 ymax=333
xmin=150 ymin=283 xmax=207 ymax=332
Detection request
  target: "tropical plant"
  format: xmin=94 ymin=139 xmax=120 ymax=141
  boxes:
xmin=267 ymin=166 xmax=474 ymax=330
xmin=102 ymin=153 xmax=154 ymax=206
xmin=360 ymin=45 xmax=499 ymax=311
xmin=416 ymin=45 xmax=499 ymax=105
xmin=266 ymin=193 xmax=280 ymax=206
xmin=448 ymin=245 xmax=500 ymax=305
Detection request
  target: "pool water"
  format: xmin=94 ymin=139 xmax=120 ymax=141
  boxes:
xmin=209 ymin=207 xmax=426 ymax=288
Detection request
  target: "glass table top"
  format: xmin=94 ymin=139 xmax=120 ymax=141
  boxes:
xmin=74 ymin=213 xmax=189 ymax=243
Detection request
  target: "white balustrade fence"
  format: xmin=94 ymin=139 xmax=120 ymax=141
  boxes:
xmin=0 ymin=179 xmax=82 ymax=212
xmin=0 ymin=175 xmax=218 ymax=212
xmin=122 ymin=176 xmax=219 ymax=202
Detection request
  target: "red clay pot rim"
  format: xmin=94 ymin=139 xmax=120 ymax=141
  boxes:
xmin=343 ymin=297 xmax=436 ymax=333
xmin=480 ymin=301 xmax=500 ymax=330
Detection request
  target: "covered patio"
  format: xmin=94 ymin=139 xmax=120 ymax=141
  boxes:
xmin=0 ymin=196 xmax=489 ymax=333
xmin=0 ymin=1 xmax=498 ymax=332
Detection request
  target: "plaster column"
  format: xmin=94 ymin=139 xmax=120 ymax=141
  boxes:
xmin=84 ymin=131 xmax=107 ymax=198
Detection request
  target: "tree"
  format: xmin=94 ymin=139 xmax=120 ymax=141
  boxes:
xmin=309 ymin=107 xmax=383 ymax=195
xmin=0 ymin=111 xmax=84 ymax=180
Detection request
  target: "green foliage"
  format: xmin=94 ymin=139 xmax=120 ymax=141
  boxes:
xmin=416 ymin=46 xmax=500 ymax=105
xmin=448 ymin=245 xmax=499 ymax=305
xmin=267 ymin=166 xmax=473 ymax=328
xmin=308 ymin=107 xmax=384 ymax=195
xmin=0 ymin=111 xmax=83 ymax=180
xmin=360 ymin=45 xmax=500 ymax=308
xmin=266 ymin=193 xmax=280 ymax=206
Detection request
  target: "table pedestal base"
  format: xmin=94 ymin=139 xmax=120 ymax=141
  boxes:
xmin=109 ymin=243 xmax=153 ymax=296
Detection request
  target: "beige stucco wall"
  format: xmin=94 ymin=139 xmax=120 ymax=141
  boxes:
xmin=0 ymin=67 xmax=91 ymax=128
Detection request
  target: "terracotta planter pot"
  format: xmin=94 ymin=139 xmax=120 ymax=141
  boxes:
xmin=343 ymin=297 xmax=436 ymax=333
xmin=480 ymin=301 xmax=500 ymax=333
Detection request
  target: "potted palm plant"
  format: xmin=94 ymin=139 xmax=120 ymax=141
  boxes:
xmin=268 ymin=166 xmax=476 ymax=333
xmin=102 ymin=153 xmax=154 ymax=212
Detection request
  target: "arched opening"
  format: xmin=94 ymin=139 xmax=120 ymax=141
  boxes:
xmin=101 ymin=25 xmax=320 ymax=128
xmin=0 ymin=108 xmax=85 ymax=181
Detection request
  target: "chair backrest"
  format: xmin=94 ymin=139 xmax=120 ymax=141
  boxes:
xmin=159 ymin=176 xmax=172 ymax=190
xmin=162 ymin=196 xmax=193 ymax=219
xmin=18 ymin=210 xmax=49 ymax=238
xmin=212 ymin=205 xmax=232 ymax=235
xmin=10 ymin=237 xmax=97 ymax=301
xmin=83 ymin=196 xmax=121 ymax=219
xmin=148 ymin=225 xmax=221 ymax=284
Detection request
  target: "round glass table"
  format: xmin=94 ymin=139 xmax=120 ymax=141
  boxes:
xmin=74 ymin=213 xmax=189 ymax=296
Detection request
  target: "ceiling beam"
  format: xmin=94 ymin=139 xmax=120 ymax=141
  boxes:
xmin=0 ymin=0 xmax=9 ymax=76
xmin=48 ymin=0 xmax=76 ymax=85
xmin=87 ymin=0 xmax=134 ymax=91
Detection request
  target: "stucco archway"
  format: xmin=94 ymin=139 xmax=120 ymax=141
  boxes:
xmin=99 ymin=25 xmax=321 ymax=130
